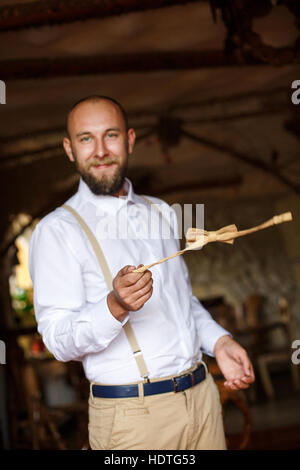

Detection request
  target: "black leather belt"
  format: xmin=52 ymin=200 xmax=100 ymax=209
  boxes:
xmin=91 ymin=363 xmax=206 ymax=399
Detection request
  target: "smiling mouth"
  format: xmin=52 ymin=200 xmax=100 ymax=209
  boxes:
xmin=91 ymin=163 xmax=116 ymax=169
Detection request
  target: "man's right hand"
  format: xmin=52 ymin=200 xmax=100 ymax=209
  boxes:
xmin=107 ymin=265 xmax=153 ymax=322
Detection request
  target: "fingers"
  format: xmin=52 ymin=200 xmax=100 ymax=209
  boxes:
xmin=248 ymin=363 xmax=256 ymax=382
xmin=224 ymin=372 xmax=255 ymax=391
xmin=130 ymin=286 xmax=154 ymax=311
xmin=133 ymin=270 xmax=152 ymax=291
xmin=216 ymin=340 xmax=256 ymax=391
xmin=113 ymin=264 xmax=153 ymax=312
xmin=235 ymin=348 xmax=255 ymax=380
xmin=224 ymin=379 xmax=249 ymax=390
xmin=224 ymin=381 xmax=239 ymax=391
xmin=238 ymin=352 xmax=256 ymax=383
xmin=129 ymin=277 xmax=153 ymax=303
xmin=127 ymin=271 xmax=153 ymax=292
xmin=120 ymin=264 xmax=151 ymax=288
xmin=238 ymin=350 xmax=253 ymax=376
xmin=223 ymin=354 xmax=255 ymax=391
xmin=119 ymin=265 xmax=138 ymax=278
xmin=125 ymin=270 xmax=153 ymax=308
xmin=224 ymin=379 xmax=246 ymax=391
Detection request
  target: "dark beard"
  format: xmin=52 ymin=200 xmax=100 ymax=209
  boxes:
xmin=74 ymin=156 xmax=128 ymax=196
xmin=79 ymin=161 xmax=128 ymax=195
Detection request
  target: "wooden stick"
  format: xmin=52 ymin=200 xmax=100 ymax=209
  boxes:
xmin=132 ymin=211 xmax=292 ymax=273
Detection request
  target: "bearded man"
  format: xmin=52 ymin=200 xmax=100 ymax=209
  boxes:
xmin=29 ymin=95 xmax=255 ymax=450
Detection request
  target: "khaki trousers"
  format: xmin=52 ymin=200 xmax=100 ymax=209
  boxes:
xmin=88 ymin=363 xmax=227 ymax=450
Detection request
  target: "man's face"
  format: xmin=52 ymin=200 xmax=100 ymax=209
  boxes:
xmin=63 ymin=100 xmax=136 ymax=195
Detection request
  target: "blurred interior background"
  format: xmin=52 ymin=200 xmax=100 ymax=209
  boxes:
xmin=0 ymin=0 xmax=300 ymax=450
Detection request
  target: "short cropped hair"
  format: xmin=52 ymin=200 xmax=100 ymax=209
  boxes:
xmin=66 ymin=95 xmax=129 ymax=137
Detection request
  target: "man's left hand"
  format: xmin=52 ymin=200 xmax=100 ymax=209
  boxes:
xmin=213 ymin=335 xmax=255 ymax=391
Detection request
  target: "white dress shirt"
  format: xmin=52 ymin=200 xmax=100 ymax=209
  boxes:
xmin=28 ymin=177 xmax=230 ymax=384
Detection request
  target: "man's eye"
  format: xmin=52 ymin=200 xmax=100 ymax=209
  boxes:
xmin=80 ymin=136 xmax=91 ymax=142
xmin=107 ymin=133 xmax=118 ymax=138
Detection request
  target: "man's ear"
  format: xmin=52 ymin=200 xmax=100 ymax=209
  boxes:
xmin=127 ymin=128 xmax=136 ymax=155
xmin=63 ymin=137 xmax=75 ymax=162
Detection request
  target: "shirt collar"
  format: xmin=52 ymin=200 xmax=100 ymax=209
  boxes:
xmin=78 ymin=176 xmax=137 ymax=213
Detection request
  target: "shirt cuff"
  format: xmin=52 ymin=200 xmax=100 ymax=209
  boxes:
xmin=200 ymin=325 xmax=232 ymax=358
xmin=120 ymin=314 xmax=130 ymax=326
xmin=89 ymin=295 xmax=126 ymax=347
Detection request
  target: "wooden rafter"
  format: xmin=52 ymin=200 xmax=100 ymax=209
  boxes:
xmin=168 ymin=86 xmax=288 ymax=111
xmin=0 ymin=50 xmax=264 ymax=81
xmin=0 ymin=101 xmax=292 ymax=169
xmin=0 ymin=107 xmax=285 ymax=146
xmin=0 ymin=0 xmax=204 ymax=32
xmin=184 ymin=107 xmax=291 ymax=125
xmin=151 ymin=175 xmax=243 ymax=196
xmin=181 ymin=128 xmax=300 ymax=194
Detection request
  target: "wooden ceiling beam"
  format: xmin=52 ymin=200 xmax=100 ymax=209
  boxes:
xmin=151 ymin=175 xmax=243 ymax=196
xmin=0 ymin=0 xmax=205 ymax=32
xmin=0 ymin=50 xmax=264 ymax=81
xmin=181 ymin=128 xmax=300 ymax=194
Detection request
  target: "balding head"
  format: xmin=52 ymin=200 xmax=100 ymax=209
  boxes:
xmin=66 ymin=95 xmax=128 ymax=139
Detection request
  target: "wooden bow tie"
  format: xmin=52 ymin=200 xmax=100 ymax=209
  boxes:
xmin=133 ymin=211 xmax=292 ymax=273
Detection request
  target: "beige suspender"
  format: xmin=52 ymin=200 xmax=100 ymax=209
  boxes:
xmin=140 ymin=195 xmax=175 ymax=232
xmin=61 ymin=203 xmax=150 ymax=380
xmin=62 ymin=205 xmax=113 ymax=290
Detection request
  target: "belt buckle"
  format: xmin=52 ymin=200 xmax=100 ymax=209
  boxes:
xmin=172 ymin=377 xmax=179 ymax=393
xmin=190 ymin=371 xmax=195 ymax=386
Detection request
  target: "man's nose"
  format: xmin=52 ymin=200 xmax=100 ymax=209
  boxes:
xmin=94 ymin=137 xmax=108 ymax=157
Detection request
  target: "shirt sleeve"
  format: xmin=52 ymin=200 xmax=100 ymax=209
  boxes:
xmin=169 ymin=205 xmax=232 ymax=357
xmin=28 ymin=220 xmax=127 ymax=363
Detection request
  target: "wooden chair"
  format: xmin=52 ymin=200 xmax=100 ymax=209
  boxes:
xmin=22 ymin=361 xmax=68 ymax=449
xmin=255 ymin=298 xmax=300 ymax=400
xmin=236 ymin=295 xmax=300 ymax=400
xmin=14 ymin=352 xmax=89 ymax=449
